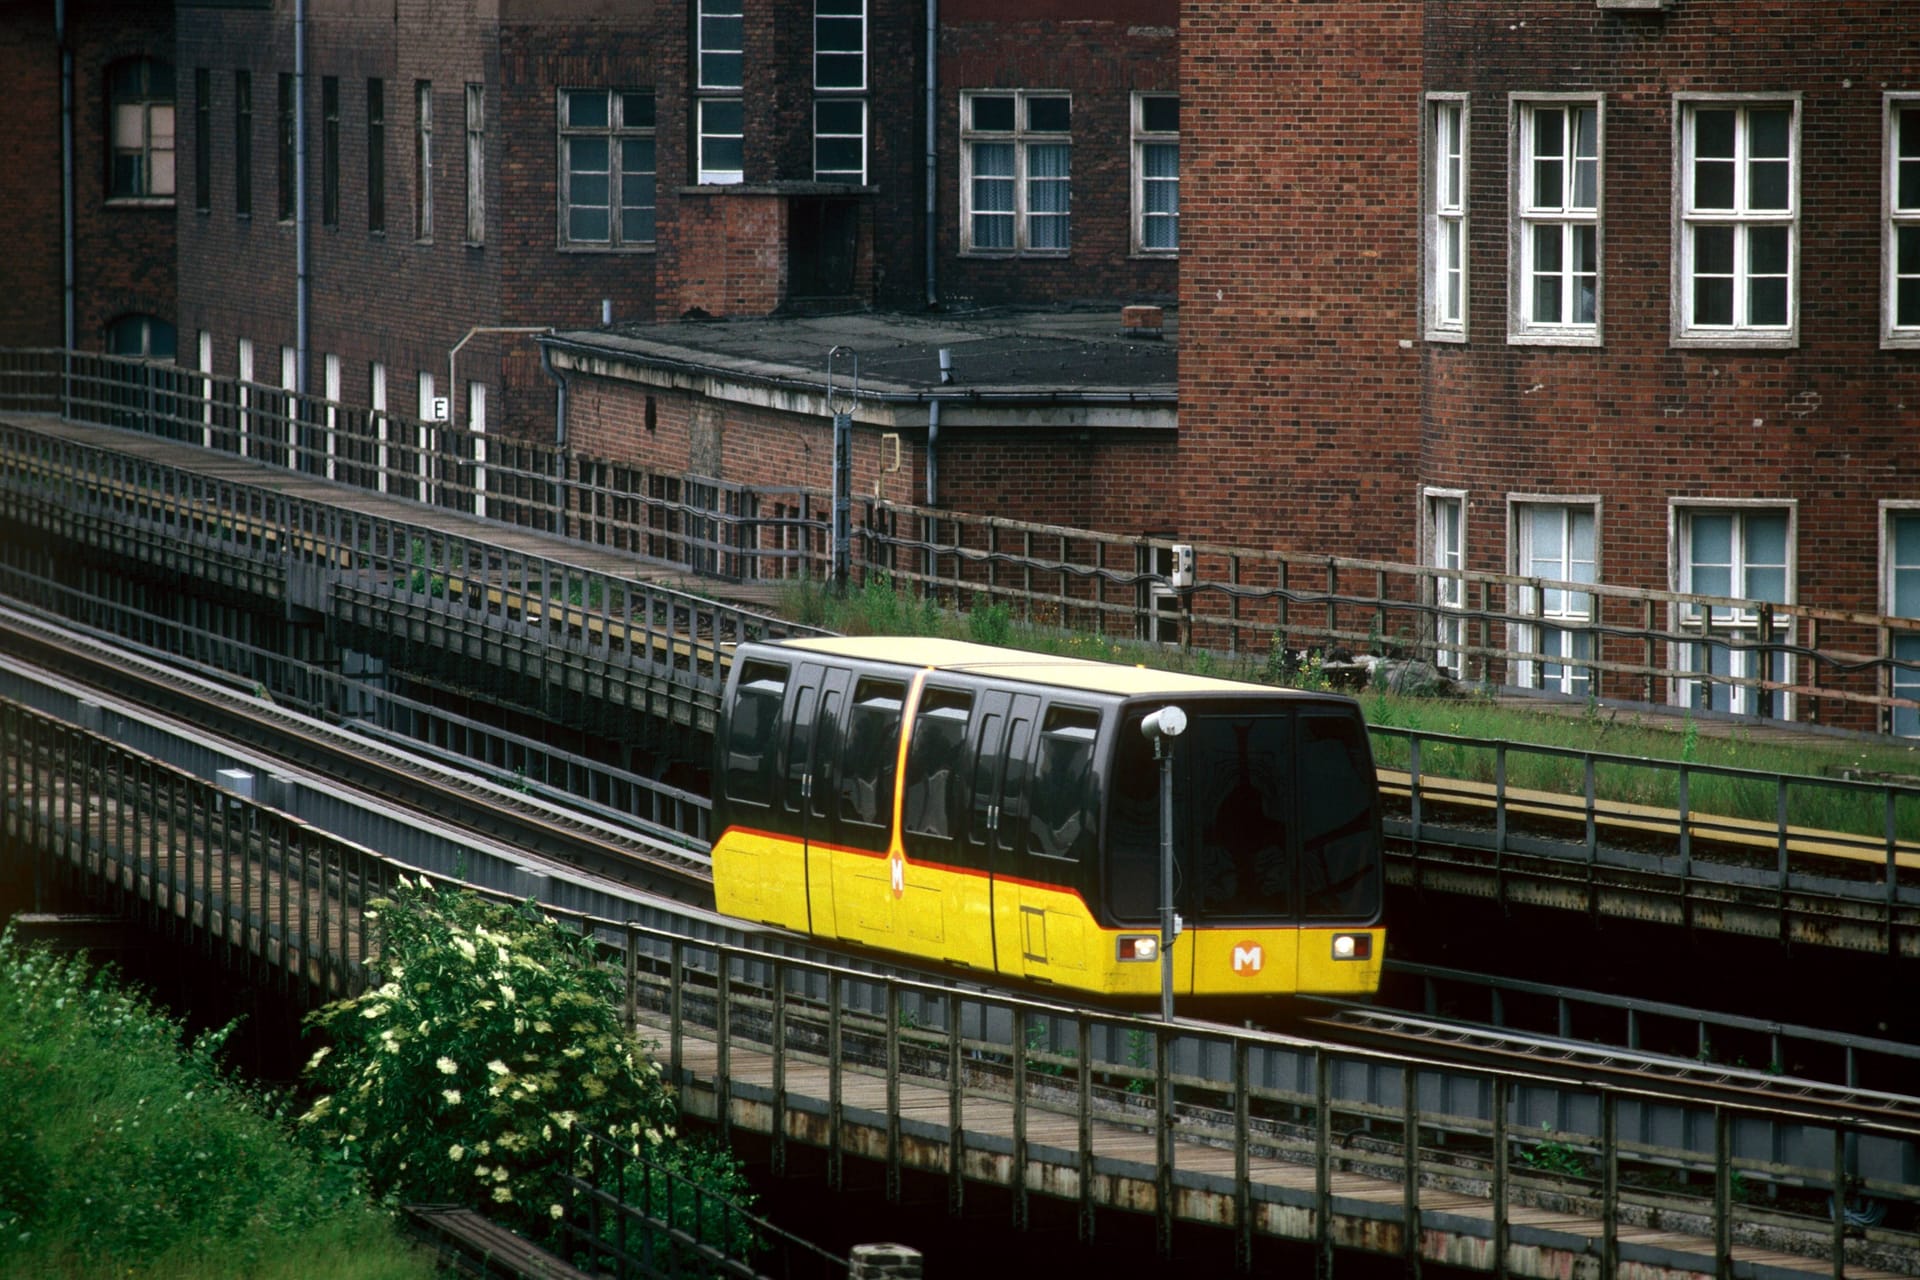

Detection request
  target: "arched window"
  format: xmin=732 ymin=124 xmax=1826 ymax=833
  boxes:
xmin=105 ymin=314 xmax=177 ymax=360
xmin=109 ymin=57 xmax=175 ymax=199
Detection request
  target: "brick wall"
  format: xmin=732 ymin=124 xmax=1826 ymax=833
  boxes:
xmin=0 ymin=0 xmax=176 ymax=351
xmin=936 ymin=0 xmax=1180 ymax=308
xmin=1175 ymin=0 xmax=1424 ymax=560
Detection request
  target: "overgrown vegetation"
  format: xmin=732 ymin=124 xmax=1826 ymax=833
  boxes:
xmin=0 ymin=927 xmax=437 ymax=1280
xmin=299 ymin=878 xmax=761 ymax=1266
xmin=780 ymin=577 xmax=1920 ymax=840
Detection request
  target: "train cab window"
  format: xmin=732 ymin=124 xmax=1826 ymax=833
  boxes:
xmin=837 ymin=678 xmax=905 ymax=831
xmin=1027 ymin=706 xmax=1099 ymax=862
xmin=1297 ymin=710 xmax=1380 ymax=919
xmin=904 ymin=688 xmax=972 ymax=839
xmin=724 ymin=660 xmax=786 ymax=807
xmin=1192 ymin=715 xmax=1292 ymax=918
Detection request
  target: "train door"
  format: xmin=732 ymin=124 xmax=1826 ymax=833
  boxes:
xmin=1014 ymin=704 xmax=1102 ymax=983
xmin=965 ymin=691 xmax=1039 ymax=977
xmin=901 ymin=684 xmax=990 ymax=967
xmin=1181 ymin=710 xmax=1302 ymax=989
xmin=776 ymin=661 xmax=849 ymax=935
xmin=829 ymin=675 xmax=907 ymax=944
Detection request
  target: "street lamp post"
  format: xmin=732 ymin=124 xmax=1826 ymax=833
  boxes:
xmin=1141 ymin=705 xmax=1187 ymax=1021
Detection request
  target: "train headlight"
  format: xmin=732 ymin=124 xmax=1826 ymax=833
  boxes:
xmin=1117 ymin=935 xmax=1158 ymax=962
xmin=1331 ymin=933 xmax=1372 ymax=961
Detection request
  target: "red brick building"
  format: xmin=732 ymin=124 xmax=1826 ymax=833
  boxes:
xmin=165 ymin=0 xmax=1178 ymax=445
xmin=0 ymin=0 xmax=176 ymax=355
xmin=1175 ymin=2 xmax=1920 ymax=731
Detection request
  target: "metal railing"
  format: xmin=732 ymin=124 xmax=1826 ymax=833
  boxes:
xmin=7 ymin=346 xmax=1920 ymax=732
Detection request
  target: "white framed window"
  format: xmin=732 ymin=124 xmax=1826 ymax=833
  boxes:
xmin=1512 ymin=501 xmax=1598 ymax=698
xmin=1425 ymin=490 xmax=1467 ymax=678
xmin=813 ymin=0 xmax=865 ymax=183
xmin=698 ymin=98 xmax=744 ymax=185
xmin=237 ymin=338 xmax=255 ymax=457
xmin=108 ymin=57 xmax=175 ymax=201
xmin=1885 ymin=96 xmax=1920 ymax=348
xmin=1673 ymin=95 xmax=1799 ymax=346
xmin=468 ymin=381 xmax=488 ymax=519
xmin=1425 ymin=93 xmax=1468 ymax=340
xmin=416 ymin=371 xmax=438 ymax=498
xmin=1673 ymin=503 xmax=1793 ymax=718
xmin=1131 ymin=93 xmax=1178 ymax=256
xmin=960 ymin=90 xmax=1071 ymax=256
xmin=559 ymin=89 xmax=656 ymax=247
xmin=1883 ymin=505 xmax=1920 ymax=736
xmin=697 ymin=0 xmax=744 ymax=185
xmin=414 ymin=80 xmax=434 ymax=241
xmin=370 ymin=361 xmax=389 ymax=492
xmin=465 ymin=83 xmax=485 ymax=245
xmin=814 ymin=99 xmax=866 ymax=183
xmin=323 ymin=353 xmax=341 ymax=480
xmin=1511 ymin=96 xmax=1600 ymax=344
xmin=197 ymin=330 xmax=213 ymax=446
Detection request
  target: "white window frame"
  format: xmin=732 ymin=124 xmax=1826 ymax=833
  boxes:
xmin=197 ymin=330 xmax=213 ymax=447
xmin=558 ymin=89 xmax=657 ymax=248
xmin=323 ymin=353 xmax=341 ymax=480
xmin=1424 ymin=489 xmax=1468 ymax=679
xmin=414 ymin=80 xmax=434 ymax=241
xmin=1425 ymin=93 xmax=1468 ymax=341
xmin=1670 ymin=500 xmax=1796 ymax=717
xmin=370 ymin=362 xmax=389 ymax=493
xmin=959 ymin=89 xmax=1072 ymax=257
xmin=812 ymin=0 xmax=867 ymax=184
xmin=465 ymin=83 xmax=485 ymax=245
xmin=108 ymin=57 xmax=176 ymax=203
xmin=1131 ymin=92 xmax=1178 ymax=257
xmin=696 ymin=0 xmax=744 ymax=185
xmin=1510 ymin=498 xmax=1600 ymax=698
xmin=1884 ymin=95 xmax=1920 ymax=348
xmin=1509 ymin=95 xmax=1602 ymax=345
xmin=1881 ymin=502 xmax=1920 ymax=736
xmin=1671 ymin=93 xmax=1800 ymax=348
xmin=813 ymin=98 xmax=867 ymax=184
xmin=468 ymin=381 xmax=488 ymax=519
xmin=237 ymin=338 xmax=254 ymax=458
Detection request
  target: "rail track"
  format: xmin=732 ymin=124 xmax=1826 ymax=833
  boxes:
xmin=4 ymin=601 xmax=1916 ymax=1140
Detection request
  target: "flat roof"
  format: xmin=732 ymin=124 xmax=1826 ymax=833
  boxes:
xmin=541 ymin=306 xmax=1177 ymax=424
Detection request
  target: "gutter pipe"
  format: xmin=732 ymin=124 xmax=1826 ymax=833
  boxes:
xmin=295 ymin=0 xmax=309 ymax=400
xmin=924 ymin=0 xmax=937 ymax=309
xmin=57 ymin=0 xmax=74 ymax=353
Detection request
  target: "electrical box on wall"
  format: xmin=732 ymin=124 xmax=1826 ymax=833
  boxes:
xmin=1169 ymin=544 xmax=1195 ymax=589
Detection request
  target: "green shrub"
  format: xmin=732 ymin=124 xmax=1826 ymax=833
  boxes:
xmin=299 ymin=880 xmax=759 ymax=1262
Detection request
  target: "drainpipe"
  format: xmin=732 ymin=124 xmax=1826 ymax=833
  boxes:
xmin=295 ymin=0 xmax=309 ymax=401
xmin=924 ymin=0 xmax=937 ymax=309
xmin=57 ymin=0 xmax=74 ymax=353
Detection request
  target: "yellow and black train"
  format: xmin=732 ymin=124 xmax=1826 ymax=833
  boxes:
xmin=710 ymin=636 xmax=1385 ymax=1000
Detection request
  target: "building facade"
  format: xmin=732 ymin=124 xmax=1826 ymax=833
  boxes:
xmin=1176 ymin=1 xmax=1920 ymax=730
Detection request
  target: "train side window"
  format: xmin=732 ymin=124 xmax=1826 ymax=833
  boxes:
xmin=1027 ymin=705 xmax=1099 ymax=862
xmin=837 ymin=677 xmax=905 ymax=831
xmin=725 ymin=659 xmax=786 ymax=808
xmin=997 ymin=710 xmax=1034 ymax=853
xmin=1298 ymin=710 xmax=1381 ymax=919
xmin=904 ymin=687 xmax=972 ymax=839
xmin=967 ymin=708 xmax=1005 ymax=849
xmin=810 ymin=683 xmax=845 ymax=822
xmin=780 ymin=679 xmax=819 ymax=817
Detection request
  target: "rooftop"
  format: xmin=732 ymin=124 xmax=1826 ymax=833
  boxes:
xmin=544 ymin=304 xmax=1178 ymax=404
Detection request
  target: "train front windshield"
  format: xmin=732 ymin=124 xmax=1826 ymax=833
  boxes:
xmin=1105 ymin=705 xmax=1382 ymax=926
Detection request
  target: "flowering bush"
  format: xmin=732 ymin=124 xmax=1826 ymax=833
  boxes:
xmin=299 ymin=879 xmax=756 ymax=1261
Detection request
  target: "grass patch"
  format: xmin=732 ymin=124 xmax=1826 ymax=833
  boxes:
xmin=779 ymin=579 xmax=1920 ymax=840
xmin=0 ymin=928 xmax=438 ymax=1280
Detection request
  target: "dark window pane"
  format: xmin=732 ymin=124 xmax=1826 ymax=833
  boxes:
xmin=566 ymin=90 xmax=608 ymax=129
xmin=1694 ymin=157 xmax=1734 ymax=209
xmin=1748 ymin=276 xmax=1788 ymax=326
xmin=725 ymin=662 xmax=786 ymax=806
xmin=1141 ymin=95 xmax=1177 ymax=133
xmin=1192 ymin=715 xmax=1292 ymax=918
xmin=1693 ymin=108 xmax=1735 ymax=158
xmin=1748 ymin=225 xmax=1789 ymax=275
xmin=622 ymin=91 xmax=654 ymax=129
xmin=1694 ymin=225 xmax=1733 ymax=274
xmin=1298 ymin=712 xmax=1379 ymax=919
xmin=1027 ymin=96 xmax=1070 ymax=132
xmin=1027 ymin=707 xmax=1097 ymax=861
xmin=970 ymin=95 xmax=1014 ymax=132
xmin=1694 ymin=276 xmax=1733 ymax=325
xmin=1748 ymin=158 xmax=1790 ymax=211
